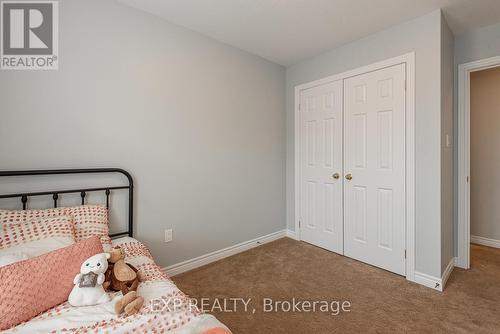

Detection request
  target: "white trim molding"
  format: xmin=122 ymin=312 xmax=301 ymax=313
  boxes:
xmin=294 ymin=52 xmax=416 ymax=283
xmin=442 ymin=257 xmax=456 ymax=289
xmin=163 ymin=230 xmax=286 ymax=277
xmin=457 ymin=55 xmax=500 ymax=269
xmin=414 ymin=257 xmax=456 ymax=292
xmin=471 ymin=235 xmax=500 ymax=249
xmin=414 ymin=272 xmax=443 ymax=291
xmin=286 ymin=229 xmax=299 ymax=240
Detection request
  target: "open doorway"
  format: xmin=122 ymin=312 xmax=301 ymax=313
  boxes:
xmin=458 ymin=56 xmax=500 ymax=269
xmin=470 ymin=67 xmax=500 ymax=250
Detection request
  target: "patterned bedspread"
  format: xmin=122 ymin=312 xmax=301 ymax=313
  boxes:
xmin=4 ymin=237 xmax=231 ymax=334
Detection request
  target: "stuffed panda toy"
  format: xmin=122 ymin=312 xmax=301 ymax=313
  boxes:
xmin=68 ymin=253 xmax=111 ymax=307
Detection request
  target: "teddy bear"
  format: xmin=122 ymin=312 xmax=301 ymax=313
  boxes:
xmin=103 ymin=247 xmax=144 ymax=316
xmin=68 ymin=253 xmax=111 ymax=307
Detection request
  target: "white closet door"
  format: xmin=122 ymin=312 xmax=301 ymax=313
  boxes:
xmin=343 ymin=64 xmax=406 ymax=275
xmin=299 ymin=80 xmax=343 ymax=254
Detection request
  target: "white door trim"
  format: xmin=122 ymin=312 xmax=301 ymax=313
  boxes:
xmin=457 ymin=55 xmax=500 ymax=269
xmin=294 ymin=52 xmax=416 ymax=282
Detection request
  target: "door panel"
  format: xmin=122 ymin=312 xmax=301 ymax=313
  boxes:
xmin=300 ymin=80 xmax=343 ymax=254
xmin=344 ymin=64 xmax=406 ymax=275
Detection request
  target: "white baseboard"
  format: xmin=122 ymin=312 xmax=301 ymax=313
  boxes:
xmin=163 ymin=230 xmax=286 ymax=277
xmin=414 ymin=271 xmax=443 ymax=291
xmin=286 ymin=229 xmax=299 ymax=240
xmin=471 ymin=235 xmax=500 ymax=248
xmin=163 ymin=227 xmax=458 ymax=292
xmin=414 ymin=257 xmax=456 ymax=292
xmin=441 ymin=257 xmax=456 ymax=289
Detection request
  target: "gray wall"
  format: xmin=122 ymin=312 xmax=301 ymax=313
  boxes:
xmin=441 ymin=14 xmax=454 ymax=273
xmin=286 ymin=10 xmax=443 ymax=277
xmin=454 ymin=22 xmax=500 ymax=254
xmin=0 ymin=0 xmax=286 ymax=267
xmin=455 ymin=22 xmax=500 ymax=65
xmin=470 ymin=67 xmax=500 ymax=241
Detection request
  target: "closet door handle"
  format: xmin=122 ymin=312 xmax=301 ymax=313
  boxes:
xmin=332 ymin=173 xmax=340 ymax=180
xmin=345 ymin=173 xmax=352 ymax=181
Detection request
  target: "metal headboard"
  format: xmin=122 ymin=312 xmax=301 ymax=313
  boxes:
xmin=0 ymin=168 xmax=134 ymax=238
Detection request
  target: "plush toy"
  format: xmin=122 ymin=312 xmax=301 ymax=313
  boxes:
xmin=104 ymin=247 xmax=144 ymax=315
xmin=68 ymin=253 xmax=111 ymax=307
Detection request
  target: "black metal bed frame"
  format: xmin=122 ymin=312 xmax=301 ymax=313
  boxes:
xmin=0 ymin=168 xmax=134 ymax=238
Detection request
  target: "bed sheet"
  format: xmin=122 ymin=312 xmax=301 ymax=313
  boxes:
xmin=4 ymin=237 xmax=231 ymax=334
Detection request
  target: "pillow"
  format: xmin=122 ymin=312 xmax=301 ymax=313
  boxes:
xmin=0 ymin=236 xmax=104 ymax=330
xmin=0 ymin=216 xmax=75 ymax=257
xmin=0 ymin=252 xmax=29 ymax=267
xmin=0 ymin=205 xmax=111 ymax=250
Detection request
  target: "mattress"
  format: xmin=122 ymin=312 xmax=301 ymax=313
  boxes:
xmin=3 ymin=237 xmax=231 ymax=334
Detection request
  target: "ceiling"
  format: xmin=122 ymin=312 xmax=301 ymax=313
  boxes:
xmin=117 ymin=0 xmax=500 ymax=66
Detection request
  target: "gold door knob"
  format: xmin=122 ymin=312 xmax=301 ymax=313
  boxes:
xmin=332 ymin=173 xmax=340 ymax=179
xmin=345 ymin=173 xmax=352 ymax=180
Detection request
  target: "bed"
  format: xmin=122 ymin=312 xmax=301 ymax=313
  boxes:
xmin=0 ymin=169 xmax=231 ymax=334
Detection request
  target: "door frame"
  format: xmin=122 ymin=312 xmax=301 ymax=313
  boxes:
xmin=294 ymin=52 xmax=416 ymax=281
xmin=457 ymin=55 xmax=500 ymax=269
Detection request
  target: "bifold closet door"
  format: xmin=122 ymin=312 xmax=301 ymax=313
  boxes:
xmin=299 ymin=80 xmax=343 ymax=254
xmin=343 ymin=64 xmax=406 ymax=275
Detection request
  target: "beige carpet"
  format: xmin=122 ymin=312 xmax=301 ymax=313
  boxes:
xmin=174 ymin=238 xmax=500 ymax=333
